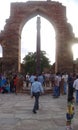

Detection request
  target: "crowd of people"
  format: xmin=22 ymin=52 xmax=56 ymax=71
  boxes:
xmin=26 ymin=71 xmax=76 ymax=100
xmin=0 ymin=71 xmax=78 ymax=129
xmin=0 ymin=73 xmax=24 ymax=94
xmin=0 ymin=71 xmax=78 ymax=100
xmin=28 ymin=71 xmax=77 ymax=130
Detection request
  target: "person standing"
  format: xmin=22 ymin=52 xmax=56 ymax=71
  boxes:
xmin=68 ymin=73 xmax=74 ymax=100
xmin=31 ymin=77 xmax=44 ymax=114
xmin=73 ymin=75 xmax=78 ymax=104
xmin=29 ymin=73 xmax=36 ymax=85
xmin=13 ymin=74 xmax=18 ymax=94
xmin=53 ymin=72 xmax=61 ymax=98
xmin=66 ymin=96 xmax=75 ymax=130
xmin=26 ymin=73 xmax=30 ymax=87
xmin=62 ymin=72 xmax=68 ymax=94
xmin=38 ymin=73 xmax=44 ymax=86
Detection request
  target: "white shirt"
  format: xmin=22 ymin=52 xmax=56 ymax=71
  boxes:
xmin=55 ymin=75 xmax=61 ymax=86
xmin=62 ymin=74 xmax=68 ymax=83
xmin=73 ymin=78 xmax=78 ymax=90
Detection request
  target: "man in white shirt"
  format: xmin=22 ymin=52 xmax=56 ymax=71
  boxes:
xmin=62 ymin=72 xmax=68 ymax=94
xmin=53 ymin=72 xmax=61 ymax=97
xmin=73 ymin=75 xmax=78 ymax=103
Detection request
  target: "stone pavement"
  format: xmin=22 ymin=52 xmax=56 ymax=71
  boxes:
xmin=0 ymin=93 xmax=78 ymax=130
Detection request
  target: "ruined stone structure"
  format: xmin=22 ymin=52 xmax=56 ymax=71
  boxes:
xmin=0 ymin=1 xmax=78 ymax=73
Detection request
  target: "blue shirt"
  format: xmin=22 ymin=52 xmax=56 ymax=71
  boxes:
xmin=38 ymin=75 xmax=44 ymax=85
xmin=29 ymin=75 xmax=35 ymax=83
xmin=31 ymin=81 xmax=44 ymax=95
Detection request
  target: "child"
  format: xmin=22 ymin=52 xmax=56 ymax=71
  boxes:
xmin=66 ymin=96 xmax=75 ymax=130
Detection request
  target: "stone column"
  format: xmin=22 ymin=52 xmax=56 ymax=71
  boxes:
xmin=36 ymin=16 xmax=41 ymax=74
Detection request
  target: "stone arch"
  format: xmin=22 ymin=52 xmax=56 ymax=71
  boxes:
xmin=0 ymin=1 xmax=78 ymax=73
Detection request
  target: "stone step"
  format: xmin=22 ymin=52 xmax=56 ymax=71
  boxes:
xmin=21 ymin=88 xmax=52 ymax=94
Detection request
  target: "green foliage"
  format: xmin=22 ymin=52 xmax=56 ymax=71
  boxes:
xmin=22 ymin=51 xmax=51 ymax=74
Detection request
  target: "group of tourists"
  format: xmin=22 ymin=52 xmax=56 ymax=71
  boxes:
xmin=0 ymin=70 xmax=78 ymax=129
xmin=0 ymin=74 xmax=10 ymax=93
xmin=29 ymin=71 xmax=78 ymax=130
xmin=0 ymin=71 xmax=78 ymax=100
xmin=0 ymin=73 xmax=24 ymax=94
xmin=26 ymin=71 xmax=75 ymax=99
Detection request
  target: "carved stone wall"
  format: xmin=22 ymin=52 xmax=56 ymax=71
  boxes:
xmin=0 ymin=1 xmax=77 ymax=73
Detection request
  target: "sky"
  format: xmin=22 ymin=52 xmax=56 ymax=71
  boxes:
xmin=0 ymin=0 xmax=78 ymax=64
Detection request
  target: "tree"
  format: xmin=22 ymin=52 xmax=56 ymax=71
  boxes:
xmin=22 ymin=51 xmax=51 ymax=74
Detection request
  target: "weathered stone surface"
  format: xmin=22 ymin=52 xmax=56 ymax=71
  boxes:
xmin=0 ymin=94 xmax=77 ymax=130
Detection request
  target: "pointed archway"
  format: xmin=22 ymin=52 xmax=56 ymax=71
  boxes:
xmin=0 ymin=1 xmax=78 ymax=73
xmin=21 ymin=15 xmax=56 ymax=74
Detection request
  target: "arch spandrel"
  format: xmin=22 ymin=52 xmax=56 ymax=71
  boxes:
xmin=0 ymin=1 xmax=77 ymax=73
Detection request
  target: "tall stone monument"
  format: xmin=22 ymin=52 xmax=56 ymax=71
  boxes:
xmin=36 ymin=16 xmax=41 ymax=74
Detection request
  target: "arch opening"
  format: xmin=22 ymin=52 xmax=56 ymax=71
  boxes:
xmin=0 ymin=45 xmax=3 ymax=58
xmin=21 ymin=15 xmax=56 ymax=65
xmin=72 ymin=43 xmax=78 ymax=61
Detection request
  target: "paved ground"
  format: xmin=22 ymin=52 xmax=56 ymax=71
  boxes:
xmin=0 ymin=93 xmax=78 ymax=130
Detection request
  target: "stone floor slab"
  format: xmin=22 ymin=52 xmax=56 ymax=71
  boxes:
xmin=0 ymin=94 xmax=77 ymax=130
